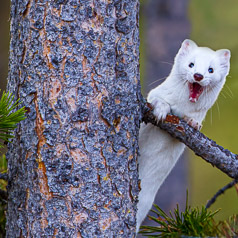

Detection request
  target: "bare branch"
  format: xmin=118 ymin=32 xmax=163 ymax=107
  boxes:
xmin=142 ymin=102 xmax=238 ymax=179
xmin=206 ymin=179 xmax=238 ymax=209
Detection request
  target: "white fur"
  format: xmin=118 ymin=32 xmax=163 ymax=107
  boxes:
xmin=136 ymin=39 xmax=230 ymax=232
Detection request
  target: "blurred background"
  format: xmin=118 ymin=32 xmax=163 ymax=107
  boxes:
xmin=0 ymin=0 xmax=238 ymax=234
xmin=0 ymin=1 xmax=9 ymax=92
xmin=0 ymin=2 xmax=10 ymax=236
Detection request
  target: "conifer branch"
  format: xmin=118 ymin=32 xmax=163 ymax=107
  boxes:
xmin=142 ymin=102 xmax=238 ymax=180
xmin=0 ymin=91 xmax=26 ymax=147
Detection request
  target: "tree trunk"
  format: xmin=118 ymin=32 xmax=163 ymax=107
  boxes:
xmin=6 ymin=0 xmax=141 ymax=237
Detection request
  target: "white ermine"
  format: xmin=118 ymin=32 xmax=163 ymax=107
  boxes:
xmin=137 ymin=39 xmax=231 ymax=231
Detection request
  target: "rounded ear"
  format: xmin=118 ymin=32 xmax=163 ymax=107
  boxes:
xmin=216 ymin=49 xmax=231 ymax=68
xmin=177 ymin=39 xmax=198 ymax=57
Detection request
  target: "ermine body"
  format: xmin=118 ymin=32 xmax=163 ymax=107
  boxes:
xmin=137 ymin=39 xmax=231 ymax=231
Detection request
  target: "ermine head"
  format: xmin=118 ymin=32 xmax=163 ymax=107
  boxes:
xmin=174 ymin=39 xmax=230 ymax=103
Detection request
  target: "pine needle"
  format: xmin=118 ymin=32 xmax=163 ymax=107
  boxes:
xmin=0 ymin=91 xmax=26 ymax=147
xmin=139 ymin=194 xmax=220 ymax=237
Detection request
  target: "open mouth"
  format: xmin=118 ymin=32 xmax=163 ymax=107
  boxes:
xmin=188 ymin=82 xmax=204 ymax=103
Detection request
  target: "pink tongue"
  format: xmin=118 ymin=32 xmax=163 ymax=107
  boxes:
xmin=189 ymin=83 xmax=203 ymax=103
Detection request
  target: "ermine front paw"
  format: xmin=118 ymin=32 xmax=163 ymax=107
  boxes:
xmin=184 ymin=116 xmax=201 ymax=130
xmin=150 ymin=98 xmax=171 ymax=121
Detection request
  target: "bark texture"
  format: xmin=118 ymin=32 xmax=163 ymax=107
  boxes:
xmin=7 ymin=0 xmax=141 ymax=237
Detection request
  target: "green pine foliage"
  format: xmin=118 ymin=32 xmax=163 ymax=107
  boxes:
xmin=139 ymin=190 xmax=238 ymax=237
xmin=0 ymin=92 xmax=26 ymax=237
xmin=0 ymin=91 xmax=26 ymax=145
xmin=219 ymin=214 xmax=238 ymax=237
xmin=139 ymin=202 xmax=220 ymax=237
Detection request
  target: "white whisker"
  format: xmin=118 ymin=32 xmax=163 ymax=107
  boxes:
xmin=220 ymin=91 xmax=227 ymax=99
xmin=148 ymin=73 xmax=187 ymax=87
xmin=225 ymin=85 xmax=233 ymax=98
xmin=148 ymin=77 xmax=167 ymax=86
xmin=160 ymin=61 xmax=173 ymax=66
xmin=215 ymin=101 xmax=220 ymax=120
xmin=210 ymin=106 xmax=213 ymax=125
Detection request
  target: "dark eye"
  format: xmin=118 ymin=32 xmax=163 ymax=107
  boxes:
xmin=189 ymin=63 xmax=194 ymax=68
xmin=208 ymin=67 xmax=214 ymax=73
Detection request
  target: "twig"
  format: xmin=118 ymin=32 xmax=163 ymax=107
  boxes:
xmin=142 ymin=102 xmax=238 ymax=179
xmin=206 ymin=179 xmax=238 ymax=209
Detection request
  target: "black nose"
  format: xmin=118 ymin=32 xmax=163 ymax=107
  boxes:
xmin=194 ymin=73 xmax=204 ymax=82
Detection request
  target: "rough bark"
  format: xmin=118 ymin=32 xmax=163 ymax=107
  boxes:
xmin=7 ymin=0 xmax=141 ymax=237
xmin=142 ymin=103 xmax=238 ymax=180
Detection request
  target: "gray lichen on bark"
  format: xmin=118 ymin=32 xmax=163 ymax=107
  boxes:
xmin=7 ymin=0 xmax=141 ymax=237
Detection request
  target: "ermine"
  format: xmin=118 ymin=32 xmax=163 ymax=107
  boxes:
xmin=137 ymin=39 xmax=231 ymax=231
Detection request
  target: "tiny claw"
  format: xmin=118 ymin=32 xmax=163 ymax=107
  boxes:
xmin=146 ymin=102 xmax=154 ymax=111
xmin=183 ymin=116 xmax=201 ymax=130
